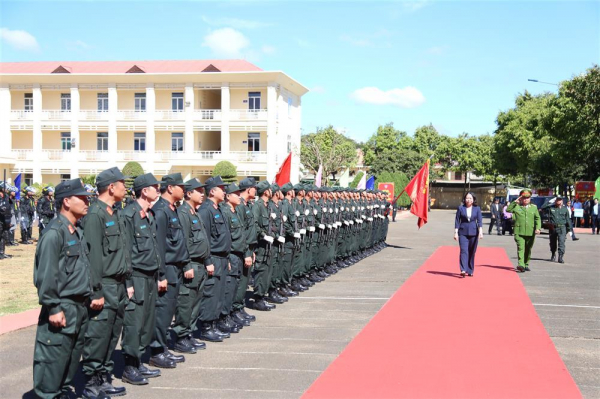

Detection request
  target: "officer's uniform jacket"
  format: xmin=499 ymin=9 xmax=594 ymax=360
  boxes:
xmin=122 ymin=200 xmax=162 ymax=279
xmin=547 ymin=205 xmax=572 ymax=232
xmin=507 ymin=202 xmax=541 ymax=236
xmin=178 ymin=201 xmax=210 ymax=268
xmin=199 ymin=199 xmax=232 ymax=266
xmin=239 ymin=198 xmax=257 ymax=258
xmin=153 ymin=197 xmax=190 ymax=282
xmin=220 ymin=203 xmax=246 ymax=256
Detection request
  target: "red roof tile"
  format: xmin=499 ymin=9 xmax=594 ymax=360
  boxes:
xmin=0 ymin=59 xmax=262 ymax=74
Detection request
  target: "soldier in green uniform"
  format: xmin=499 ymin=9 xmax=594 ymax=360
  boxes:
xmin=219 ymin=183 xmax=249 ymax=332
xmin=149 ymin=173 xmax=191 ymax=364
xmin=20 ymin=187 xmax=36 ymax=244
xmin=231 ymin=178 xmax=258 ymax=326
xmin=173 ymin=178 xmax=209 ymax=351
xmin=82 ymin=167 xmax=131 ymax=398
xmin=251 ymin=181 xmax=277 ymax=311
xmin=32 ymin=179 xmax=100 ymax=399
xmin=37 ymin=186 xmax=56 ymax=236
xmin=545 ymin=195 xmax=572 ymax=264
xmin=198 ymin=176 xmax=233 ymax=339
xmin=120 ymin=173 xmax=164 ymax=384
xmin=266 ymin=183 xmax=287 ymax=304
xmin=507 ymin=189 xmax=541 ymax=272
xmin=290 ymin=184 xmax=309 ymax=291
xmin=279 ymin=183 xmax=300 ymax=297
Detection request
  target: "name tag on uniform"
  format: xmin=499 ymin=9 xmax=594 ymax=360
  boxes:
xmin=192 ymin=219 xmax=198 ymax=224
xmin=214 ymin=214 xmax=220 ymax=219
xmin=140 ymin=225 xmax=147 ymax=230
xmin=67 ymin=239 xmax=77 ymax=245
xmin=172 ymin=218 xmax=178 ymax=222
xmin=232 ymin=217 xmax=238 ymax=222
xmin=105 ymin=221 xmax=115 ymax=227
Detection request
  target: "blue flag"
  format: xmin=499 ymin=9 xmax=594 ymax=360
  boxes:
xmin=14 ymin=174 xmax=22 ymax=200
xmin=366 ymin=175 xmax=375 ymax=190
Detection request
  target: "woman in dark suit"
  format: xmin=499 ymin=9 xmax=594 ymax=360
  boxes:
xmin=454 ymin=192 xmax=483 ymax=277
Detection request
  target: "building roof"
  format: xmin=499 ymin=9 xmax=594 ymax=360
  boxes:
xmin=0 ymin=59 xmax=262 ymax=74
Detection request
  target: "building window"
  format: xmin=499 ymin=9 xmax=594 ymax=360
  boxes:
xmin=61 ymin=132 xmax=72 ymax=151
xmin=97 ymin=93 xmax=108 ymax=112
xmin=248 ymin=132 xmax=260 ymax=152
xmin=97 ymin=132 xmax=108 ymax=151
xmin=61 ymin=94 xmax=71 ymax=111
xmin=172 ymin=93 xmax=184 ymax=111
xmin=24 ymin=173 xmax=33 ymax=186
xmin=171 ymin=132 xmax=184 ymax=152
xmin=455 ymin=171 xmax=462 ymax=181
xmin=24 ymin=93 xmax=33 ymax=111
xmin=134 ymin=93 xmax=146 ymax=111
xmin=134 ymin=133 xmax=146 ymax=151
xmin=248 ymin=92 xmax=261 ymax=110
xmin=60 ymin=174 xmax=71 ymax=183
xmin=287 ymin=134 xmax=292 ymax=153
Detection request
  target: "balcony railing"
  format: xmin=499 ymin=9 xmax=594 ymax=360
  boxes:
xmin=116 ymin=110 xmax=147 ymax=120
xmin=11 ymin=149 xmax=34 ymax=160
xmin=79 ymin=110 xmax=109 ymax=120
xmin=10 ymin=110 xmax=34 ymax=120
xmin=155 ymin=110 xmax=185 ymax=120
xmin=80 ymin=150 xmax=111 ymax=161
xmin=229 ymin=109 xmax=268 ymax=120
xmin=41 ymin=110 xmax=72 ymax=120
xmin=227 ymin=151 xmax=268 ymax=162
xmin=116 ymin=151 xmax=148 ymax=161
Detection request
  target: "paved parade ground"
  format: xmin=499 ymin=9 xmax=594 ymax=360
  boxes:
xmin=1 ymin=210 xmax=598 ymax=398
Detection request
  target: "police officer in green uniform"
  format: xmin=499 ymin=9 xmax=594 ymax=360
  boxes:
xmin=507 ymin=189 xmax=541 ymax=272
xmin=251 ymin=181 xmax=277 ymax=311
xmin=290 ymin=184 xmax=309 ymax=291
xmin=82 ymin=167 xmax=131 ymax=398
xmin=545 ymin=195 xmax=572 ymax=264
xmin=32 ymin=179 xmax=100 ymax=399
xmin=173 ymin=178 xmax=209 ymax=351
xmin=120 ymin=173 xmax=163 ymax=384
xmin=279 ymin=183 xmax=300 ymax=297
xmin=149 ymin=173 xmax=191 ymax=365
xmin=198 ymin=176 xmax=233 ymax=340
xmin=20 ymin=186 xmax=36 ymax=244
xmin=219 ymin=183 xmax=248 ymax=331
xmin=37 ymin=186 xmax=56 ymax=236
xmin=231 ymin=177 xmax=258 ymax=325
xmin=267 ymin=183 xmax=287 ymax=304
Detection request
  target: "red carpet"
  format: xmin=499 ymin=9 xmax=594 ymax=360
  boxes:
xmin=302 ymin=246 xmax=582 ymax=399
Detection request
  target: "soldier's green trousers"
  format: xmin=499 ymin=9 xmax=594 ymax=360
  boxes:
xmin=173 ymin=261 xmax=206 ymax=339
xmin=198 ymin=256 xmax=227 ymax=322
xmin=223 ymin=253 xmax=242 ymax=315
xmin=549 ymin=226 xmax=567 ymax=256
xmin=253 ymin=244 xmax=274 ymax=297
xmin=514 ymin=234 xmax=536 ymax=268
xmin=150 ymin=264 xmax=182 ymax=352
xmin=82 ymin=281 xmax=126 ymax=376
xmin=270 ymin=244 xmax=285 ymax=288
xmin=233 ymin=246 xmax=255 ymax=311
xmin=33 ymin=302 xmax=88 ymax=399
xmin=121 ymin=270 xmax=157 ymax=361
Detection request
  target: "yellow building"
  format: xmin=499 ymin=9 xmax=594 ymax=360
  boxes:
xmin=0 ymin=60 xmax=308 ymax=185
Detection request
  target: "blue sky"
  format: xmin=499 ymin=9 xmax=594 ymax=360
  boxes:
xmin=1 ymin=0 xmax=598 ymax=142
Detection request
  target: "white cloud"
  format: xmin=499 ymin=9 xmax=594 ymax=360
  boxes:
xmin=310 ymin=86 xmax=326 ymax=94
xmin=201 ymin=16 xmax=271 ymax=29
xmin=67 ymin=40 xmax=92 ymax=52
xmin=261 ymin=45 xmax=276 ymax=55
xmin=0 ymin=27 xmax=40 ymax=52
xmin=202 ymin=28 xmax=250 ymax=58
xmin=350 ymin=86 xmax=425 ymax=109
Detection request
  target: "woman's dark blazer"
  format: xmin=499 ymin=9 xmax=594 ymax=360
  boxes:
xmin=454 ymin=205 xmax=482 ymax=236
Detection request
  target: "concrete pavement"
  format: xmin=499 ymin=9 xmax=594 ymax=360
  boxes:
xmin=1 ymin=210 xmax=598 ymax=398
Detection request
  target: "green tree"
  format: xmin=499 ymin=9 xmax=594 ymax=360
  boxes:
xmin=122 ymin=161 xmax=145 ymax=188
xmin=213 ymin=160 xmax=237 ymax=183
xmin=349 ymin=171 xmax=364 ymax=188
xmin=81 ymin=175 xmax=97 ymax=186
xmin=301 ymin=126 xmax=357 ymax=186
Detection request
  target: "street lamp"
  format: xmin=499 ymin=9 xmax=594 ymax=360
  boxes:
xmin=528 ymin=79 xmax=559 ymax=86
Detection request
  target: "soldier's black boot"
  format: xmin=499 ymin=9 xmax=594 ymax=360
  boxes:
xmin=550 ymin=252 xmax=556 ymax=262
xmin=213 ymin=320 xmax=231 ymax=338
xmin=174 ymin=337 xmax=197 ymax=353
xmin=186 ymin=335 xmax=207 ymax=349
xmin=122 ymin=356 xmax=149 ymax=385
xmin=100 ymin=372 xmax=126 ymax=396
xmin=198 ymin=321 xmax=224 ymax=342
xmin=224 ymin=314 xmax=243 ymax=331
xmin=149 ymin=350 xmax=177 ymax=369
xmin=83 ymin=374 xmax=110 ymax=399
xmin=253 ymin=296 xmax=275 ymax=311
xmin=232 ymin=310 xmax=251 ymax=326
xmin=558 ymin=254 xmax=564 ymax=263
xmin=284 ymin=285 xmax=299 ymax=296
xmin=138 ymin=363 xmax=161 ymax=378
xmin=164 ymin=349 xmax=185 ymax=363
xmin=240 ymin=307 xmax=257 ymax=321
xmin=266 ymin=289 xmax=285 ymax=304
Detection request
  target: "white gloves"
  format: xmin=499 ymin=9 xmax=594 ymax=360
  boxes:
xmin=263 ymin=235 xmax=274 ymax=244
xmin=294 ymin=232 xmax=301 ymax=238
xmin=300 ymin=229 xmax=306 ymax=235
xmin=318 ymin=224 xmax=325 ymax=230
xmin=277 ymin=236 xmax=285 ymax=244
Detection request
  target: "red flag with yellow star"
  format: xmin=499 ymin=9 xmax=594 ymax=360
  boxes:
xmin=404 ymin=159 xmax=430 ymax=228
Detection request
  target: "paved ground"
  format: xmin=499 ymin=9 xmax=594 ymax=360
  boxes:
xmin=0 ymin=210 xmax=598 ymax=398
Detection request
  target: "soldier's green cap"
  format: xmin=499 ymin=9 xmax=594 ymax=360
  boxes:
xmin=293 ymin=183 xmax=304 ymax=192
xmin=271 ymin=183 xmax=281 ymax=193
xmin=239 ymin=177 xmax=257 ymax=190
xmin=161 ymin=173 xmax=185 ymax=187
xmin=205 ymin=176 xmax=225 ymax=192
xmin=55 ymin=178 xmax=93 ymax=199
xmin=184 ymin=178 xmax=205 ymax=191
xmin=133 ymin=173 xmax=160 ymax=192
xmin=281 ymin=182 xmax=294 ymax=194
xmin=555 ymin=195 xmax=563 ymax=200
xmin=225 ymin=183 xmax=241 ymax=195
xmin=520 ymin=189 xmax=532 ymax=197
xmin=257 ymin=180 xmax=271 ymax=195
xmin=96 ymin=167 xmax=128 ymax=187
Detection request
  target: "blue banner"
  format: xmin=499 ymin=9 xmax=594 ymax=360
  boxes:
xmin=366 ymin=175 xmax=375 ymax=190
xmin=14 ymin=174 xmax=22 ymax=200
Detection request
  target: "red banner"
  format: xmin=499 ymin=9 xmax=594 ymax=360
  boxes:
xmin=404 ymin=159 xmax=430 ymax=229
xmin=378 ymin=183 xmax=395 ymax=203
xmin=575 ymin=181 xmax=596 ymax=199
xmin=275 ymin=152 xmax=292 ymax=186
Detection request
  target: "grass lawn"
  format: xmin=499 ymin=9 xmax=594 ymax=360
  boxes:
xmin=0 ymin=228 xmax=40 ymax=316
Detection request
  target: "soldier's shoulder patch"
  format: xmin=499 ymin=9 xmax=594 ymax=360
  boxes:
xmin=106 ymin=206 xmax=113 ymax=215
xmin=68 ymin=225 xmax=75 ymax=235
